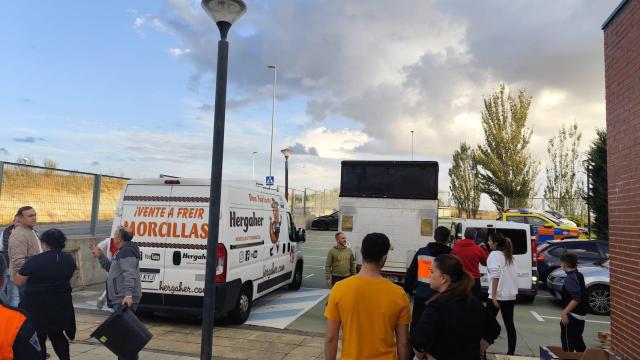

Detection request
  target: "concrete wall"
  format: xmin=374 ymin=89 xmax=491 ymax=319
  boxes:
xmin=604 ymin=1 xmax=640 ymax=358
xmin=65 ymin=235 xmax=108 ymax=288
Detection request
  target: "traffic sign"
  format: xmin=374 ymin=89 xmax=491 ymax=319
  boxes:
xmin=265 ymin=176 xmax=275 ymax=186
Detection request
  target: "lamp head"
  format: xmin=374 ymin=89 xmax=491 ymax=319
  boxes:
xmin=281 ymin=148 xmax=292 ymax=159
xmin=201 ymin=0 xmax=247 ymax=39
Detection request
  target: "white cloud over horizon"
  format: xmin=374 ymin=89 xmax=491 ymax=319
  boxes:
xmin=2 ymin=0 xmax=619 ymax=210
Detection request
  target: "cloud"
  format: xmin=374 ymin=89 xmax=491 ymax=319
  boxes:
xmin=128 ymin=0 xmax=617 ymax=194
xmin=0 ymin=148 xmax=8 ymax=156
xmin=286 ymin=142 xmax=319 ymax=156
xmin=90 ymin=161 xmax=100 ymax=166
xmin=168 ymin=48 xmax=191 ymax=57
xmin=13 ymin=137 xmax=45 ymax=143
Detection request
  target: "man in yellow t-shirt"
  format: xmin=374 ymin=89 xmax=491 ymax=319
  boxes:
xmin=324 ymin=233 xmax=411 ymax=360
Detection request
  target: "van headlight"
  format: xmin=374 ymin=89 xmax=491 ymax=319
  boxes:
xmin=532 ymin=276 xmax=538 ymax=283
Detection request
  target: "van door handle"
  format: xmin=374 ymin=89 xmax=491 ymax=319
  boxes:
xmin=173 ymin=251 xmax=181 ymax=266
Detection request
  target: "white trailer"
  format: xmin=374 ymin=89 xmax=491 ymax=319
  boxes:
xmin=338 ymin=161 xmax=439 ymax=283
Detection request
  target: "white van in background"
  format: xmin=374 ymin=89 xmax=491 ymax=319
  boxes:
xmin=110 ymin=179 xmax=306 ymax=324
xmin=457 ymin=220 xmax=538 ymax=301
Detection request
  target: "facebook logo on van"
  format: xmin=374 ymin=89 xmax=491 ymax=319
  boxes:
xmin=265 ymin=176 xmax=275 ymax=186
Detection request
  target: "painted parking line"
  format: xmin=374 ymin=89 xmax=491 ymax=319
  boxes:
xmin=540 ymin=315 xmax=610 ymax=325
xmin=246 ymin=287 xmax=330 ymax=329
xmin=531 ymin=311 xmax=545 ymax=322
xmin=304 ymin=274 xmax=315 ymax=279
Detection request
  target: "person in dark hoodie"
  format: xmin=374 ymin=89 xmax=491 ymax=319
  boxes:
xmin=404 ymin=226 xmax=451 ymax=327
xmin=452 ymin=227 xmax=488 ymax=298
xmin=411 ymin=254 xmax=501 ymax=360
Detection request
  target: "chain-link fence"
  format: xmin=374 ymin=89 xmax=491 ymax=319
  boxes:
xmin=0 ymin=161 xmax=128 ymax=234
xmin=275 ymin=186 xmax=339 ymax=217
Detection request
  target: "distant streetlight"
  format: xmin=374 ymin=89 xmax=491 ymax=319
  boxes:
xmin=268 ymin=64 xmax=277 ymax=183
xmin=200 ymin=1 xmax=246 ymax=359
xmin=281 ymin=148 xmax=292 ymax=202
xmin=252 ymin=151 xmax=258 ymax=181
xmin=411 ymin=130 xmax=414 ymax=160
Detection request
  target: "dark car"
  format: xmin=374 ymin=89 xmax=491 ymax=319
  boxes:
xmin=311 ymin=211 xmax=339 ymax=231
xmin=537 ymin=239 xmax=608 ymax=284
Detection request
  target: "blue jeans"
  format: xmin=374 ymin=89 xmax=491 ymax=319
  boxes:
xmin=111 ymin=303 xmax=140 ymax=360
xmin=2 ymin=274 xmax=21 ymax=307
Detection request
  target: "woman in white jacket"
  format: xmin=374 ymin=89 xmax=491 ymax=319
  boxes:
xmin=487 ymin=232 xmax=519 ymax=355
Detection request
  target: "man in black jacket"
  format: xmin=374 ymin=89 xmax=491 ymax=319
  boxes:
xmin=559 ymin=253 xmax=587 ymax=352
xmin=404 ymin=226 xmax=452 ymax=323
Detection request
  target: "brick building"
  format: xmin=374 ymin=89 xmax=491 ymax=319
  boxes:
xmin=603 ymin=0 xmax=640 ymax=358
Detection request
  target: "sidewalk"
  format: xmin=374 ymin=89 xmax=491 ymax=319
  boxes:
xmin=54 ymin=309 xmax=326 ymax=360
xmin=48 ymin=309 xmax=507 ymax=360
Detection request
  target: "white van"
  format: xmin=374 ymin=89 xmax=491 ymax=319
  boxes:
xmin=110 ymin=178 xmax=306 ymax=323
xmin=457 ymin=220 xmax=538 ymax=301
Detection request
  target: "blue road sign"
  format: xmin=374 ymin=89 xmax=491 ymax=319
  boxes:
xmin=265 ymin=176 xmax=275 ymax=186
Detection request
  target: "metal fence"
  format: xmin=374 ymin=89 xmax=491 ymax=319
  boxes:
xmin=275 ymin=186 xmax=339 ymax=217
xmin=0 ymin=161 xmax=128 ymax=234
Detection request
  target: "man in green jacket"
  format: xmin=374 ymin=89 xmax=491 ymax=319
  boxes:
xmin=325 ymin=232 xmax=356 ymax=288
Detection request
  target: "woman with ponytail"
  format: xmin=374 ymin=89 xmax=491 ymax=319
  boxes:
xmin=487 ymin=233 xmax=519 ymax=355
xmin=411 ymin=254 xmax=500 ymax=359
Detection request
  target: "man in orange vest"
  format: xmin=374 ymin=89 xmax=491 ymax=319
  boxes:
xmin=0 ymin=277 xmax=41 ymax=360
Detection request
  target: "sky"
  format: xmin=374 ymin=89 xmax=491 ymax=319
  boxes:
xmin=0 ymin=0 xmax=621 ymax=208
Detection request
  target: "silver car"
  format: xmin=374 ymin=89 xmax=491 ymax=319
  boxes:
xmin=546 ymin=261 xmax=610 ymax=315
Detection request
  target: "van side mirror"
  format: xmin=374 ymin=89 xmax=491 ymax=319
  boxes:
xmin=296 ymin=228 xmax=306 ymax=242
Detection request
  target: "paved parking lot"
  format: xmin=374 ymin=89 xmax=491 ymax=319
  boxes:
xmin=289 ymin=230 xmax=611 ymax=357
xmin=72 ymin=230 xmax=610 ymax=357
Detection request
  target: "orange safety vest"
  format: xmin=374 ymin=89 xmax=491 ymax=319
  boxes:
xmin=0 ymin=305 xmax=27 ymax=360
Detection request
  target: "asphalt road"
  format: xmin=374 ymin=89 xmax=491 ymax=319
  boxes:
xmin=289 ymin=230 xmax=611 ymax=357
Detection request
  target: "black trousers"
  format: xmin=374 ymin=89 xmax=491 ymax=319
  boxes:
xmin=472 ymin=278 xmax=482 ymax=298
xmin=487 ymin=299 xmax=517 ymax=355
xmin=561 ymin=314 xmax=586 ymax=352
xmin=37 ymin=331 xmax=70 ymax=360
xmin=331 ymin=275 xmax=349 ymax=287
xmin=409 ymin=297 xmax=429 ymax=359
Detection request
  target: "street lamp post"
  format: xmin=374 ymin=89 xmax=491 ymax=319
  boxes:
xmin=281 ymin=148 xmax=292 ymax=202
xmin=268 ymin=64 xmax=277 ymax=183
xmin=252 ymin=151 xmax=257 ymax=181
xmin=410 ymin=130 xmax=414 ymax=160
xmin=200 ymin=1 xmax=246 ymax=359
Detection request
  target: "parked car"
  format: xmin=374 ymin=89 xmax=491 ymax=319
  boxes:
xmin=547 ymin=262 xmax=610 ymax=315
xmin=537 ymin=239 xmax=609 ymax=285
xmin=499 ymin=209 xmax=586 ymax=244
xmin=544 ymin=209 xmax=578 ymax=227
xmin=311 ymin=211 xmax=339 ymax=231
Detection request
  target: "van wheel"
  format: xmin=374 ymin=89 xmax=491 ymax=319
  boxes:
xmin=228 ymin=284 xmax=252 ymax=324
xmin=289 ymin=262 xmax=303 ymax=290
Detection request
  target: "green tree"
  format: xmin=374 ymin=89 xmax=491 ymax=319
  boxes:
xmin=584 ymin=129 xmax=608 ymax=240
xmin=544 ymin=123 xmax=583 ymax=216
xmin=475 ymin=84 xmax=539 ymax=212
xmin=449 ymin=142 xmax=481 ymax=218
